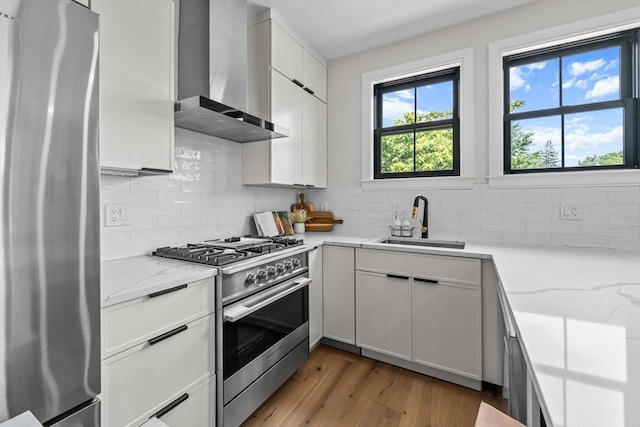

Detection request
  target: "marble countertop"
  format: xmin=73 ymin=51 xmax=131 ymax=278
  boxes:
xmin=100 ymin=234 xmax=639 ymax=426
xmin=101 ymin=255 xmax=217 ymax=307
xmin=300 ymin=234 xmax=640 ymax=427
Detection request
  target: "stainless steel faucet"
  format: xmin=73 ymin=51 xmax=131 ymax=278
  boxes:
xmin=411 ymin=194 xmax=429 ymax=238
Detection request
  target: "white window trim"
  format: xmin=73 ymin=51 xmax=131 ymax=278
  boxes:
xmin=487 ymin=7 xmax=640 ymax=189
xmin=361 ymin=48 xmax=474 ymax=191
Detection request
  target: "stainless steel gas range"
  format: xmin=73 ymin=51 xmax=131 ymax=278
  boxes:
xmin=154 ymin=237 xmax=311 ymax=427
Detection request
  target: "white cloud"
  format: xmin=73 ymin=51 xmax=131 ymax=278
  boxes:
xmin=566 ymin=124 xmax=623 ymax=151
xmin=586 ymin=76 xmax=619 ymax=99
xmin=382 ymin=96 xmax=413 ymax=124
xmin=510 ymin=62 xmax=547 ymax=91
xmin=526 ymin=61 xmax=548 ymax=71
xmin=510 ymin=67 xmax=526 ymax=91
xmin=569 ymin=58 xmax=606 ymax=77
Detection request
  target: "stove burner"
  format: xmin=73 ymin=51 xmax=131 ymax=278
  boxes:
xmin=154 ymin=236 xmax=304 ymax=266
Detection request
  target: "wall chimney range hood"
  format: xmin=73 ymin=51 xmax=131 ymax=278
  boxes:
xmin=175 ymin=0 xmax=288 ymax=142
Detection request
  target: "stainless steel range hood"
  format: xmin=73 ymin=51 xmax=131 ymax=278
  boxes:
xmin=175 ymin=0 xmax=287 ymax=142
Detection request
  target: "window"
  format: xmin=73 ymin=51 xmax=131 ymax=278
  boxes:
xmin=373 ymin=68 xmax=460 ymax=179
xmin=503 ymin=30 xmax=639 ymax=174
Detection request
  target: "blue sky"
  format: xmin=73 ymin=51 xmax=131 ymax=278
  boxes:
xmin=509 ymin=46 xmax=622 ymax=166
xmin=382 ymin=81 xmax=453 ymax=127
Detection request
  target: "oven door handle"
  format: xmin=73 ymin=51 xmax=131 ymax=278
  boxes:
xmin=223 ymin=277 xmax=311 ymax=322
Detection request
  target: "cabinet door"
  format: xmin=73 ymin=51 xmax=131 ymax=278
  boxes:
xmin=102 ymin=314 xmax=214 ymax=427
xmin=308 ymin=246 xmax=323 ymax=348
xmin=271 ymin=21 xmax=303 ymax=82
xmin=322 ymin=246 xmax=355 ymax=344
xmin=356 ymin=271 xmax=411 ymax=360
xmin=303 ymin=50 xmax=327 ymax=102
xmin=270 ymin=71 xmax=303 ymax=185
xmin=156 ymin=376 xmax=215 ymax=427
xmin=302 ymin=93 xmax=327 ymax=188
xmin=413 ymin=281 xmax=482 ymax=379
xmin=93 ymin=0 xmax=174 ymax=173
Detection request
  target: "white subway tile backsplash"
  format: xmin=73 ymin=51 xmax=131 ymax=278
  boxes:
xmin=157 ymin=214 xmax=200 ymax=228
xmin=101 ymin=130 xmax=639 ymax=260
xmin=101 ymin=190 xmax=157 ymax=204
xmin=130 ymin=204 xmax=181 ymax=217
xmin=101 ymin=230 xmax=130 ymax=247
xmin=130 ymin=227 xmax=181 ymax=244
xmin=157 ymin=191 xmax=201 ymax=204
xmin=130 ymin=176 xmax=181 ymax=192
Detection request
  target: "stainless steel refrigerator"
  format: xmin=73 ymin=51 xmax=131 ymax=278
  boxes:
xmin=0 ymin=0 xmax=101 ymax=425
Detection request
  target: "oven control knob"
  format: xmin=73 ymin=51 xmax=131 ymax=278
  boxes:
xmin=245 ymin=272 xmax=257 ymax=285
xmin=284 ymin=260 xmax=293 ymax=271
xmin=291 ymin=258 xmax=301 ymax=268
xmin=257 ymin=269 xmax=267 ymax=280
xmin=266 ymin=266 xmax=276 ymax=277
xmin=275 ymin=262 xmax=285 ymax=273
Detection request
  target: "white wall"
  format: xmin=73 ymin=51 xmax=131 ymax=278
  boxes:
xmin=100 ymin=129 xmax=298 ymax=261
xmin=310 ymin=0 xmax=640 ymax=250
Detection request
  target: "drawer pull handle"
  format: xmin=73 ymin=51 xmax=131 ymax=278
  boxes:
xmin=148 ymin=284 xmax=187 ymax=298
xmin=153 ymin=393 xmax=189 ymax=418
xmin=414 ymin=277 xmax=438 ymax=284
xmin=303 ymin=87 xmax=315 ymax=95
xmin=292 ymin=78 xmax=304 ymax=87
xmin=148 ymin=325 xmax=188 ymax=346
xmin=386 ymin=274 xmax=409 ymax=280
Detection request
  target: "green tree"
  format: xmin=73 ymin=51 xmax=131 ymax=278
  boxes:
xmin=541 ymin=140 xmax=559 ymax=168
xmin=381 ymin=111 xmax=453 ymax=173
xmin=509 ymin=100 xmax=545 ymax=170
xmin=579 ymin=151 xmax=623 ymax=166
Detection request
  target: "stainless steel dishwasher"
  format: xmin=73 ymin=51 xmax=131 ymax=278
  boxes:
xmin=498 ymin=283 xmax=527 ymax=424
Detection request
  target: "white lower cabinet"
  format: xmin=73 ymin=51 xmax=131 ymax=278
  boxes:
xmin=308 ymin=245 xmax=323 ymax=348
xmin=413 ymin=280 xmax=481 ymax=379
xmin=100 ymin=277 xmax=216 ymax=427
xmin=102 ymin=315 xmax=214 ymax=426
xmin=354 ymin=248 xmax=482 ymax=387
xmin=355 ymin=271 xmax=411 ymax=360
xmin=156 ymin=375 xmax=216 ymax=426
xmin=322 ymin=245 xmax=355 ymax=344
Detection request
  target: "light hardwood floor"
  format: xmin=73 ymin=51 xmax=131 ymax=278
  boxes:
xmin=242 ymin=344 xmax=508 ymax=427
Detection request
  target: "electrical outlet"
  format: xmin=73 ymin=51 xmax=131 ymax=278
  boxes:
xmin=560 ymin=203 xmax=583 ymax=220
xmin=105 ymin=204 xmax=130 ymax=227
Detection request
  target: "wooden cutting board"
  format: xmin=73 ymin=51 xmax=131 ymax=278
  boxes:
xmin=290 ymin=193 xmax=315 ymax=212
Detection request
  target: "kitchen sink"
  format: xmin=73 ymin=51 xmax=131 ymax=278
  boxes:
xmin=378 ymin=238 xmax=466 ymax=249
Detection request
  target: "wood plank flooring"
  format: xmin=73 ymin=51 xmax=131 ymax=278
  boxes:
xmin=242 ymin=344 xmax=508 ymax=427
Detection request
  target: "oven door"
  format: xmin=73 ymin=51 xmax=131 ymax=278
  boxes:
xmin=223 ymin=276 xmax=310 ymax=405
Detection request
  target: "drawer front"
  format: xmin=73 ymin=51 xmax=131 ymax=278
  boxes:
xmin=356 ymin=248 xmax=410 ymax=274
xmin=412 ymin=254 xmax=480 ymax=286
xmin=102 ymin=277 xmax=215 ymax=359
xmin=153 ymin=375 xmax=215 ymax=427
xmin=102 ymin=314 xmax=215 ymax=427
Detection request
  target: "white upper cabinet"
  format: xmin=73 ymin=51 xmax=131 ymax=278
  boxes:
xmin=244 ymin=10 xmax=327 ymax=188
xmin=271 ymin=22 xmax=303 ymax=83
xmin=302 ymin=50 xmax=327 ymax=103
xmin=93 ymin=0 xmax=175 ymax=175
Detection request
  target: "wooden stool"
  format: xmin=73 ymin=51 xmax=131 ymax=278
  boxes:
xmin=475 ymin=402 xmax=525 ymax=427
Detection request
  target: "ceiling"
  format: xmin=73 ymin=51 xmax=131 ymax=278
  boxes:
xmin=246 ymin=0 xmax=536 ymax=61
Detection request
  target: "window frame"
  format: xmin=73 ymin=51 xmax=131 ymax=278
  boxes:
xmin=487 ymin=8 xmax=640 ymax=188
xmin=373 ymin=68 xmax=460 ymax=179
xmin=360 ymin=48 xmax=475 ymax=191
xmin=502 ymin=30 xmax=638 ymax=175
